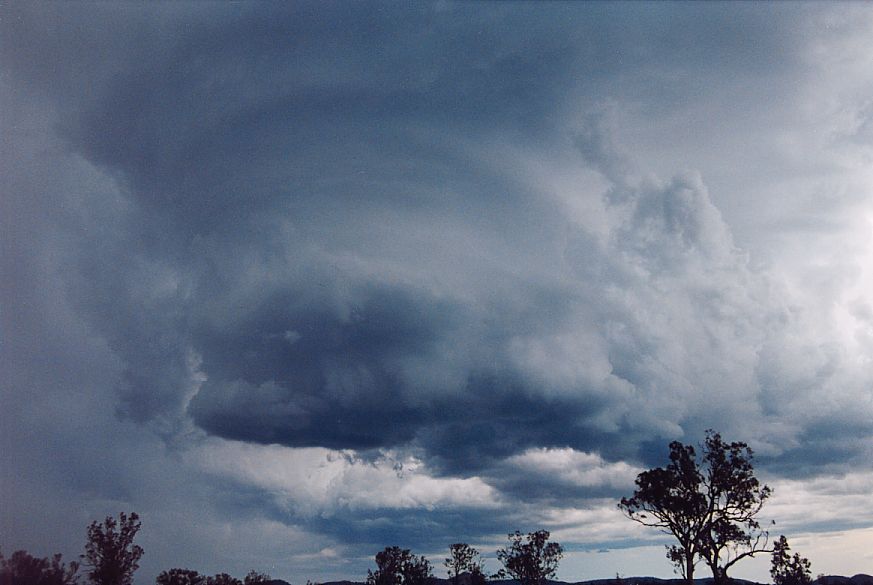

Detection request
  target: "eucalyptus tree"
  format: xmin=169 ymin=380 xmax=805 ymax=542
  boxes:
xmin=444 ymin=544 xmax=485 ymax=585
xmin=367 ymin=547 xmax=431 ymax=585
xmin=495 ymin=531 xmax=563 ymax=585
xmin=619 ymin=431 xmax=772 ymax=585
xmin=770 ymin=536 xmax=812 ymax=585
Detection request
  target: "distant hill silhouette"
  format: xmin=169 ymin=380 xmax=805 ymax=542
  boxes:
xmin=266 ymin=573 xmax=873 ymax=585
xmin=814 ymin=577 xmax=873 ymax=585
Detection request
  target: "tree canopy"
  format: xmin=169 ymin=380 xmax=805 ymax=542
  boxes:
xmin=242 ymin=571 xmax=271 ymax=585
xmin=771 ymin=536 xmax=812 ymax=585
xmin=156 ymin=569 xmax=205 ymax=585
xmin=619 ymin=430 xmax=772 ymax=585
xmin=205 ymin=574 xmax=241 ymax=585
xmin=0 ymin=551 xmax=79 ymax=585
xmin=366 ymin=547 xmax=431 ymax=585
xmin=444 ymin=544 xmax=485 ymax=585
xmin=81 ymin=512 xmax=144 ymax=585
xmin=495 ymin=530 xmax=563 ymax=585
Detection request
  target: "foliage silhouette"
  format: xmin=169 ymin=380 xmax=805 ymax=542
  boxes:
xmin=0 ymin=550 xmax=79 ymax=585
xmin=444 ymin=544 xmax=485 ymax=585
xmin=495 ymin=530 xmax=563 ymax=585
xmin=205 ymin=574 xmax=241 ymax=585
xmin=155 ymin=569 xmax=206 ymax=585
xmin=156 ymin=569 xmax=205 ymax=585
xmin=243 ymin=572 xmax=271 ymax=585
xmin=366 ymin=546 xmax=432 ymax=585
xmin=619 ymin=431 xmax=772 ymax=585
xmin=771 ymin=536 xmax=812 ymax=585
xmin=155 ymin=569 xmax=270 ymax=585
xmin=81 ymin=512 xmax=144 ymax=585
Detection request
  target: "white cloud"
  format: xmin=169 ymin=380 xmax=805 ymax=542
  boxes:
xmin=765 ymin=470 xmax=873 ymax=531
xmin=506 ymin=448 xmax=639 ymax=489
xmin=188 ymin=439 xmax=501 ymax=516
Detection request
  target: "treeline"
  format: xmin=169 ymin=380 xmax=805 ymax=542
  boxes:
xmin=367 ymin=532 xmax=561 ymax=585
xmin=1 ymin=431 xmax=815 ymax=585
xmin=0 ymin=513 xmax=271 ymax=585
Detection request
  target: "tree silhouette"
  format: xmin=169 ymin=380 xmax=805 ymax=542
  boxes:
xmin=366 ymin=547 xmax=431 ymax=585
xmin=156 ymin=569 xmax=205 ymax=585
xmin=770 ymin=536 xmax=812 ymax=585
xmin=243 ymin=572 xmax=271 ymax=585
xmin=0 ymin=550 xmax=79 ymax=585
xmin=81 ymin=513 xmax=144 ymax=585
xmin=495 ymin=530 xmax=563 ymax=585
xmin=154 ymin=570 xmax=267 ymax=585
xmin=444 ymin=544 xmax=485 ymax=585
xmin=205 ymin=575 xmax=241 ymax=585
xmin=619 ymin=431 xmax=772 ymax=585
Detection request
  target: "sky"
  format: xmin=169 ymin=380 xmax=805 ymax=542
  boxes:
xmin=2 ymin=2 xmax=873 ymax=583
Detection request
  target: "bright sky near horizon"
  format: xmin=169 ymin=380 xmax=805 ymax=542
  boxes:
xmin=2 ymin=3 xmax=872 ymax=583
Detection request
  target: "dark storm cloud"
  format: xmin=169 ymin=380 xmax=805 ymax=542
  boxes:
xmin=33 ymin=3 xmax=580 ymax=231
xmin=188 ymin=284 xmax=455 ymax=450
xmin=184 ymin=271 xmax=639 ymax=474
xmin=3 ymin=4 xmax=873 ymax=576
xmin=287 ymin=505 xmax=514 ymax=554
xmin=19 ymin=0 xmax=612 ymax=461
xmin=5 ymin=1 xmax=868 ymax=469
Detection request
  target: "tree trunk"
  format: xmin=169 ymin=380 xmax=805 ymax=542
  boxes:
xmin=711 ymin=566 xmax=729 ymax=585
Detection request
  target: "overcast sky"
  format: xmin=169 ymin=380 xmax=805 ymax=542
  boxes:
xmin=2 ymin=3 xmax=872 ymax=583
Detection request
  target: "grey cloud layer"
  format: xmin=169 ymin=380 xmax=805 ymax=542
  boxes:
xmin=3 ymin=2 xmax=873 ymax=571
xmin=6 ymin=0 xmax=872 ymax=471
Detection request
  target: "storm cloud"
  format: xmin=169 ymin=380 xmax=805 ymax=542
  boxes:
xmin=3 ymin=2 xmax=873 ymax=582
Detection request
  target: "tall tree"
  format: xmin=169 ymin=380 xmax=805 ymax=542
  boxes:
xmin=619 ymin=431 xmax=772 ymax=585
xmin=495 ymin=531 xmax=563 ymax=585
xmin=366 ymin=547 xmax=431 ymax=585
xmin=81 ymin=513 xmax=144 ymax=585
xmin=444 ymin=544 xmax=485 ymax=585
xmin=0 ymin=550 xmax=79 ymax=585
xmin=620 ymin=438 xmax=707 ymax=585
xmin=770 ymin=536 xmax=812 ymax=585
